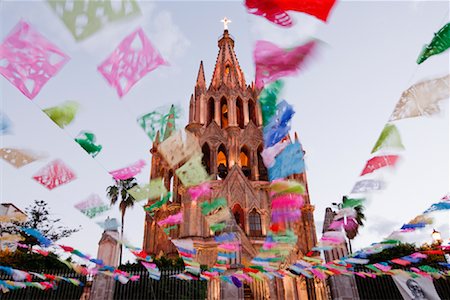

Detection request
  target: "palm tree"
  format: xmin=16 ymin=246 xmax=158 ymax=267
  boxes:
xmin=332 ymin=196 xmax=366 ymax=254
xmin=345 ymin=205 xmax=365 ymax=254
xmin=106 ymin=178 xmax=138 ymax=265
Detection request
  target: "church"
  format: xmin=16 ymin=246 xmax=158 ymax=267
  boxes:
xmin=143 ymin=23 xmax=328 ymax=299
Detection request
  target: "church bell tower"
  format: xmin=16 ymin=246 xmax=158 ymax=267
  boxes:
xmin=143 ymin=22 xmax=326 ymax=299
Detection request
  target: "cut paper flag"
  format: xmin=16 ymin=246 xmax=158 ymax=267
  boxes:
xmin=74 ymin=194 xmax=110 ymax=219
xmin=32 ymin=159 xmax=76 ymax=190
xmin=127 ymin=178 xmax=168 ymax=201
xmin=245 ymin=0 xmax=293 ymax=27
xmin=137 ymin=105 xmax=181 ymax=141
xmin=417 ymin=22 xmax=450 ymax=64
xmin=75 ymin=131 xmax=102 ymax=157
xmin=43 ymin=101 xmax=80 ymax=128
xmin=98 ymin=27 xmax=166 ymax=97
xmin=0 ymin=148 xmax=38 ymax=168
xmin=109 ymin=159 xmax=146 ymax=180
xmin=144 ymin=192 xmax=171 ymax=214
xmin=245 ymin=0 xmax=336 ymax=27
xmin=261 ymin=139 xmax=289 ymax=168
xmin=158 ymin=130 xmax=201 ymax=168
xmin=254 ymin=40 xmax=317 ymax=88
xmin=188 ymin=182 xmax=211 ymax=201
xmin=141 ymin=262 xmax=161 ymax=280
xmin=268 ymin=142 xmax=305 ymax=180
xmin=259 ymin=80 xmax=284 ymax=126
xmin=360 ymin=155 xmax=399 ymax=176
xmin=175 ymin=154 xmax=210 ymax=187
xmin=157 ymin=212 xmax=183 ymax=226
xmin=263 ymin=100 xmax=295 ymax=147
xmin=201 ymin=198 xmax=227 ymax=215
xmin=21 ymin=227 xmax=52 ymax=247
xmin=423 ymin=199 xmax=450 ymax=214
xmin=270 ymin=180 xmax=305 ymax=195
xmin=0 ymin=111 xmax=12 ymax=135
xmin=341 ymin=197 xmax=364 ymax=209
xmin=47 ymin=0 xmax=141 ymax=42
xmin=351 ymin=179 xmax=384 ymax=194
xmin=371 ymin=123 xmax=404 ymax=153
xmin=0 ymin=21 xmax=70 ymax=99
xmin=390 ymin=75 xmax=450 ymax=121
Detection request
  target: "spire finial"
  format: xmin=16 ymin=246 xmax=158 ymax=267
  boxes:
xmin=221 ymin=17 xmax=231 ymax=31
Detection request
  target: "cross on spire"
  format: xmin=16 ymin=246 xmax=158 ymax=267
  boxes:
xmin=221 ymin=17 xmax=231 ymax=31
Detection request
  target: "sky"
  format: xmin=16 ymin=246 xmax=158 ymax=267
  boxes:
xmin=1 ymin=1 xmax=449 ymax=263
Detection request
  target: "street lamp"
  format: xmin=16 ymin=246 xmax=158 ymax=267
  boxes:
xmin=432 ymin=229 xmax=443 ymax=245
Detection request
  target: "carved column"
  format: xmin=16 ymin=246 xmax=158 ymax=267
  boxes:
xmin=211 ymin=147 xmax=218 ymax=179
xmin=243 ymin=100 xmax=249 ymax=125
xmin=215 ymin=99 xmax=221 ymax=126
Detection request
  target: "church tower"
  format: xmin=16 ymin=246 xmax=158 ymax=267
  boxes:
xmin=143 ymin=25 xmax=326 ymax=299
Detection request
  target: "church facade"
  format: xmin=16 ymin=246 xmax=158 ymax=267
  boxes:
xmin=143 ymin=28 xmax=327 ymax=299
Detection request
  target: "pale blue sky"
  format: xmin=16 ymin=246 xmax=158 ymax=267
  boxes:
xmin=1 ymin=1 xmax=449 ymax=263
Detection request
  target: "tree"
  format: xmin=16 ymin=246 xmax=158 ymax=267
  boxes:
xmin=1 ymin=200 xmax=80 ymax=247
xmin=106 ymin=178 xmax=138 ymax=265
xmin=332 ymin=196 xmax=366 ymax=254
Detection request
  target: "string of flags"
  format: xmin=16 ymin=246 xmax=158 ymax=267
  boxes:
xmin=0 ymin=0 xmax=449 ymax=294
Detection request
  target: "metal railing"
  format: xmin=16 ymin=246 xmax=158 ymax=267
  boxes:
xmin=113 ymin=266 xmax=207 ymax=300
xmin=353 ymin=265 xmax=450 ymax=300
xmin=0 ymin=269 xmax=86 ymax=300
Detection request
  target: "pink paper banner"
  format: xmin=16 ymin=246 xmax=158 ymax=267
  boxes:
xmin=254 ymin=39 xmax=316 ymax=88
xmin=109 ymin=159 xmax=146 ymax=180
xmin=0 ymin=21 xmax=70 ymax=99
xmin=98 ymin=27 xmax=166 ymax=97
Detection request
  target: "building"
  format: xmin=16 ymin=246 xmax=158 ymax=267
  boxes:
xmin=143 ymin=24 xmax=327 ymax=299
xmin=322 ymin=207 xmax=359 ymax=300
xmin=0 ymin=203 xmax=27 ymax=251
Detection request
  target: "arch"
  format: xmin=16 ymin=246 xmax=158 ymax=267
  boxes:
xmin=249 ymin=209 xmax=262 ymax=236
xmin=202 ymin=143 xmax=211 ymax=174
xmin=240 ymin=145 xmax=251 ymax=179
xmin=232 ymin=203 xmax=245 ymax=231
xmin=236 ymin=97 xmax=244 ymax=129
xmin=257 ymin=144 xmax=268 ymax=181
xmin=206 ymin=97 xmax=215 ymax=125
xmin=220 ymin=97 xmax=228 ymax=128
xmin=248 ymin=99 xmax=257 ymax=125
xmin=217 ymin=144 xmax=228 ymax=179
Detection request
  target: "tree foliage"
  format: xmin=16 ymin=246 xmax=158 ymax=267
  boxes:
xmin=0 ymin=249 xmax=71 ymax=270
xmin=0 ymin=200 xmax=81 ymax=270
xmin=368 ymin=243 xmax=446 ymax=265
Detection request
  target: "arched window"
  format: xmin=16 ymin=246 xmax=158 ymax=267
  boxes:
xmin=207 ymin=97 xmax=215 ymax=125
xmin=240 ymin=146 xmax=251 ymax=179
xmin=257 ymin=144 xmax=268 ymax=181
xmin=248 ymin=99 xmax=257 ymax=125
xmin=220 ymin=97 xmax=228 ymax=128
xmin=249 ymin=209 xmax=262 ymax=236
xmin=236 ymin=97 xmax=244 ymax=129
xmin=217 ymin=144 xmax=228 ymax=179
xmin=232 ymin=204 xmax=245 ymax=231
xmin=202 ymin=143 xmax=211 ymax=174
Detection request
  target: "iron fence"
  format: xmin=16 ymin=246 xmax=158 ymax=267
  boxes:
xmin=113 ymin=266 xmax=207 ymax=300
xmin=353 ymin=265 xmax=450 ymax=300
xmin=0 ymin=269 xmax=86 ymax=300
